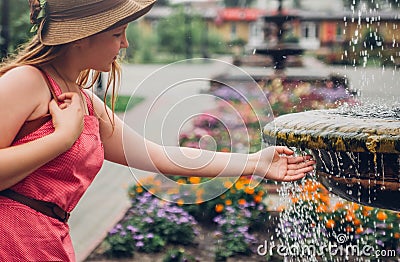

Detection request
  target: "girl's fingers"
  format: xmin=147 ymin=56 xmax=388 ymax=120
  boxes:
xmin=293 ymin=166 xmax=314 ymax=175
xmin=58 ymin=92 xmax=80 ymax=105
xmin=287 ymin=155 xmax=313 ymax=164
xmin=59 ymin=103 xmax=68 ymax=110
xmin=275 ymin=146 xmax=294 ymax=155
xmin=283 ymin=172 xmax=307 ymax=182
xmin=48 ymin=99 xmax=60 ymax=113
xmin=288 ymin=161 xmax=314 ymax=170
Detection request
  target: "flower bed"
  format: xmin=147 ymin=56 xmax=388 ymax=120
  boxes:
xmin=91 ymin=72 xmax=398 ymax=261
xmin=88 ymin=175 xmax=273 ymax=261
xmin=278 ymin=179 xmax=400 ymax=260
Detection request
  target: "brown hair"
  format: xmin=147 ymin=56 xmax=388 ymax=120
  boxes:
xmin=0 ymin=35 xmax=119 ymax=128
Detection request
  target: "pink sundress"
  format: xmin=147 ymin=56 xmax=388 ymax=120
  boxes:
xmin=0 ymin=71 xmax=104 ymax=261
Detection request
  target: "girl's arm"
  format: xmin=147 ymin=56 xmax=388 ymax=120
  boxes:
xmin=0 ymin=67 xmax=84 ymax=190
xmin=96 ymin=95 xmax=314 ymax=182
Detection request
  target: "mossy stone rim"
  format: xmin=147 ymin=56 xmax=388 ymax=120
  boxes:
xmin=263 ymin=110 xmax=400 ymax=154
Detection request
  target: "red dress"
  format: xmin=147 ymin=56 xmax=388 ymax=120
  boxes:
xmin=0 ymin=72 xmax=104 ymax=261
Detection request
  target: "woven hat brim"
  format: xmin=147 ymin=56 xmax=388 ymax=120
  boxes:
xmin=40 ymin=0 xmax=155 ymax=45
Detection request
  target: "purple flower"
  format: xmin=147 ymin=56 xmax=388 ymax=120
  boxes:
xmin=237 ymin=226 xmax=248 ymax=234
xmin=226 ymin=206 xmax=235 ymax=213
xmin=375 ymin=223 xmax=387 ymax=229
xmin=146 ymin=233 xmax=154 ymax=238
xmin=136 ymin=241 xmax=144 ymax=247
xmin=126 ymin=225 xmax=138 ymax=233
xmin=134 ymin=234 xmax=144 ymax=240
xmin=178 ymin=216 xmax=189 ymax=224
xmin=363 ymin=228 xmax=374 ymax=235
xmin=143 ymin=217 xmax=154 ymax=223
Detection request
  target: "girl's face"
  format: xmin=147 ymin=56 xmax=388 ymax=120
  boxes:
xmin=81 ymin=24 xmax=129 ymax=72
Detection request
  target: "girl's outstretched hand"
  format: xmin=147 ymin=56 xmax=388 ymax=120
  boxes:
xmin=253 ymin=146 xmax=315 ymax=182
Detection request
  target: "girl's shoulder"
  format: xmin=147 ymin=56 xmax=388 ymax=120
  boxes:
xmin=0 ymin=65 xmax=49 ymax=96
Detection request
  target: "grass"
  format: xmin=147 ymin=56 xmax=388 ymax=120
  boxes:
xmin=106 ymin=95 xmax=145 ymax=112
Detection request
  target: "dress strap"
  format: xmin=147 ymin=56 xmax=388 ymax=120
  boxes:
xmin=80 ymin=90 xmax=95 ymax=116
xmin=38 ymin=68 xmax=62 ymax=99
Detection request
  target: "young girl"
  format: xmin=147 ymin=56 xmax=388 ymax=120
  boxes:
xmin=0 ymin=0 xmax=315 ymax=260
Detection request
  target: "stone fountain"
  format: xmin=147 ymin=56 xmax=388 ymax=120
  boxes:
xmin=254 ymin=0 xmax=304 ymax=72
xmin=263 ymin=104 xmax=400 ymax=211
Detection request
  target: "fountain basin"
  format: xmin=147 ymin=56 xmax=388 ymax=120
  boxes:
xmin=263 ymin=108 xmax=400 ymax=211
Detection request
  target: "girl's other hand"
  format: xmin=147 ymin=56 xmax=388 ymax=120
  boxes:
xmin=49 ymin=92 xmax=84 ymax=147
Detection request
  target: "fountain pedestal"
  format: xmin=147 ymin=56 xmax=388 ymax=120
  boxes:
xmin=263 ymin=108 xmax=400 ymax=211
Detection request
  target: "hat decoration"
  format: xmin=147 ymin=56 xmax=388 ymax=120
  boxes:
xmin=29 ymin=0 xmax=48 ymax=33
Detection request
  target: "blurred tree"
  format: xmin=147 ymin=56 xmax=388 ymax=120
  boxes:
xmin=156 ymin=6 xmax=226 ymax=60
xmin=155 ymin=0 xmax=170 ymax=5
xmin=292 ymin=0 xmax=302 ymax=8
xmin=224 ymin=0 xmax=255 ymax=7
xmin=1 ymin=0 xmax=10 ymax=58
xmin=1 ymin=0 xmax=30 ymax=58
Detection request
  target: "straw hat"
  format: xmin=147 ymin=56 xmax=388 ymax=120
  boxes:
xmin=29 ymin=0 xmax=156 ymax=45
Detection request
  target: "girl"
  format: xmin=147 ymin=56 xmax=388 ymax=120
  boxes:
xmin=0 ymin=0 xmax=315 ymax=260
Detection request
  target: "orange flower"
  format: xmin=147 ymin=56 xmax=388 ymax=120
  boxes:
xmin=362 ymin=210 xmax=370 ymax=217
xmin=254 ymin=195 xmax=263 ymax=204
xmin=346 ymin=226 xmax=354 ymax=233
xmin=136 ymin=186 xmax=143 ymax=193
xmin=244 ymin=187 xmax=255 ymax=195
xmin=189 ymin=177 xmax=201 ymax=184
xmin=220 ymin=147 xmax=230 ymax=152
xmin=326 ymin=219 xmax=335 ymax=229
xmin=225 ymin=199 xmax=232 ymax=206
xmin=394 ymin=232 xmax=400 ymax=239
xmin=355 ymin=227 xmax=364 ymax=234
xmin=235 ymin=182 xmax=244 ymax=190
xmin=364 ymin=206 xmax=374 ymax=211
xmin=316 ymin=204 xmax=327 ymax=213
xmin=376 ymin=211 xmax=388 ymax=221
xmin=177 ymin=178 xmax=186 ymax=184
xmin=353 ymin=219 xmax=361 ymax=226
xmin=319 ymin=194 xmax=330 ymax=205
xmin=333 ymin=202 xmax=345 ymax=211
xmin=303 ymin=180 xmax=318 ymax=192
xmin=345 ymin=214 xmax=354 ymax=222
xmin=215 ymin=204 xmax=224 ymax=213
xmin=177 ymin=199 xmax=185 ymax=206
xmin=396 ymin=213 xmax=400 ymax=219
xmin=238 ymin=199 xmax=247 ymax=206
xmin=223 ymin=181 xmax=233 ymax=189
xmin=276 ymin=206 xmax=285 ymax=212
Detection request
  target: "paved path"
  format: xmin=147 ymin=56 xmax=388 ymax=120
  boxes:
xmin=69 ymin=57 xmax=399 ymax=262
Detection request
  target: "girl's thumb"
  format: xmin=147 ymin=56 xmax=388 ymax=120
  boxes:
xmin=48 ymin=99 xmax=59 ymax=114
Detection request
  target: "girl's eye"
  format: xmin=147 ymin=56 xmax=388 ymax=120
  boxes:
xmin=114 ymin=34 xmax=122 ymax=37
